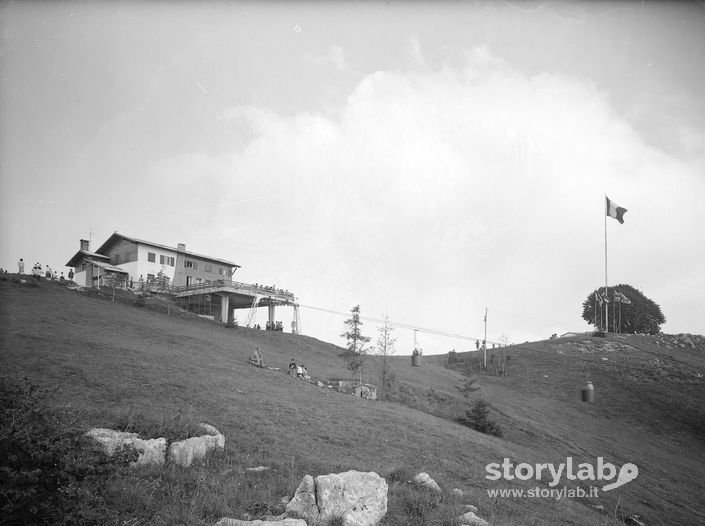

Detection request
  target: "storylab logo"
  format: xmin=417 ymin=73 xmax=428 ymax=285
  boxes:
xmin=485 ymin=457 xmax=638 ymax=498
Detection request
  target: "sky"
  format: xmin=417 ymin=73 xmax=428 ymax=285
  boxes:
xmin=1 ymin=1 xmax=704 ymax=355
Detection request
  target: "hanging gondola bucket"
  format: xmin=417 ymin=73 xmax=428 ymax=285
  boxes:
xmin=581 ymin=381 xmax=595 ymax=403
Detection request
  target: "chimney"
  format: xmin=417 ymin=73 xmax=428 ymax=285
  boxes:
xmin=80 ymin=239 xmax=90 ymax=251
xmin=177 ymin=243 xmax=186 ymax=252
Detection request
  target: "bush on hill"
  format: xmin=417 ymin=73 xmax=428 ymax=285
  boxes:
xmin=0 ymin=376 xmax=136 ymax=526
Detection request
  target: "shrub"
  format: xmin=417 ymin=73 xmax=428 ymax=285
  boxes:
xmin=457 ymin=399 xmax=503 ymax=438
xmin=0 ymin=376 xmax=135 ymax=525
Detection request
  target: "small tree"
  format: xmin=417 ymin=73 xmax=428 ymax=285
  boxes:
xmin=103 ymin=273 xmax=125 ymax=302
xmin=458 ymin=399 xmax=503 ymax=437
xmin=340 ymin=305 xmax=371 ymax=383
xmin=375 ymin=315 xmax=396 ymax=401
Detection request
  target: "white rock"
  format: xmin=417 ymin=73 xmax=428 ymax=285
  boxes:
xmin=458 ymin=511 xmax=489 ymax=526
xmin=86 ymin=428 xmax=166 ymax=466
xmin=286 ymin=475 xmax=319 ymax=524
xmin=287 ymin=471 xmax=388 ymax=526
xmin=317 ymin=471 xmax=387 ymax=526
xmin=168 ymin=423 xmax=225 ymax=467
xmin=413 ymin=472 xmax=442 ymax=493
xmin=246 ymin=466 xmax=271 ymax=472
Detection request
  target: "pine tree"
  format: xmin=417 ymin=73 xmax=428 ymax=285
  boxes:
xmin=340 ymin=305 xmax=371 ymax=383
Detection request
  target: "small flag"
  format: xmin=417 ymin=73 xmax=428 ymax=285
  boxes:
xmin=616 ymin=292 xmax=631 ymax=304
xmin=606 ymin=196 xmax=627 ymax=224
xmin=597 ymin=293 xmax=603 ymax=306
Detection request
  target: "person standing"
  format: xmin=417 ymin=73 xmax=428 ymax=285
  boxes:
xmin=68 ymin=268 xmax=74 ymax=281
xmin=18 ymin=258 xmax=24 ymax=274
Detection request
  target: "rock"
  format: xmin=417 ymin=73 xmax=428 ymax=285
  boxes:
xmin=198 ymin=423 xmax=226 ymax=448
xmin=451 ymin=488 xmax=463 ymax=498
xmin=680 ymin=334 xmax=695 ymax=348
xmin=168 ymin=423 xmax=225 ymax=467
xmin=287 ymin=471 xmax=388 ymax=526
xmin=317 ymin=381 xmax=324 ymax=387
xmin=133 ymin=437 xmax=167 ymax=465
xmin=286 ymin=475 xmax=319 ymax=524
xmin=86 ymin=428 xmax=166 ymax=466
xmin=317 ymin=471 xmax=388 ymax=526
xmin=413 ymin=472 xmax=442 ymax=493
xmin=457 ymin=511 xmax=489 ymax=526
xmin=461 ymin=504 xmax=478 ymax=513
xmin=215 ymin=519 xmax=306 ymax=526
xmin=246 ymin=466 xmax=271 ymax=472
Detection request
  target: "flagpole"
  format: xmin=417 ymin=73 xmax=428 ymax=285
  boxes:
xmin=604 ymin=195 xmax=608 ymax=333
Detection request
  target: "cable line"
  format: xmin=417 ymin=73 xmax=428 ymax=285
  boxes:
xmin=297 ymin=303 xmax=501 ymax=345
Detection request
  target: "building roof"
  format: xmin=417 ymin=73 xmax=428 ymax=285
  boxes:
xmin=65 ymin=250 xmax=111 ymax=268
xmin=90 ymin=260 xmax=129 ymax=274
xmin=96 ymin=232 xmax=241 ymax=268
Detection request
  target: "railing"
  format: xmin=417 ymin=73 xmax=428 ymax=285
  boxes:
xmin=172 ymin=279 xmax=295 ymax=300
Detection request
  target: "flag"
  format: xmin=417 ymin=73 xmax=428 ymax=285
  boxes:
xmin=596 ymin=293 xmax=603 ymax=307
xmin=606 ymin=196 xmax=627 ymax=224
xmin=616 ymin=292 xmax=631 ymax=304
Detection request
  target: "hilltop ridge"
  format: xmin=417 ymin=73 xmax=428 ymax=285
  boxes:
xmin=1 ymin=275 xmax=704 ymax=525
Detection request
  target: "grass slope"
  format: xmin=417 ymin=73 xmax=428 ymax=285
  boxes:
xmin=1 ymin=276 xmax=703 ymax=525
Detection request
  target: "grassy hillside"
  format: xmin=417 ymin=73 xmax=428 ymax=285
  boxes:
xmin=1 ymin=276 xmax=703 ymax=525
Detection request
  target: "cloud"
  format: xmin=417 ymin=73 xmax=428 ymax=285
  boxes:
xmin=159 ymin=47 xmax=705 ymax=347
xmin=303 ymin=45 xmax=348 ymax=72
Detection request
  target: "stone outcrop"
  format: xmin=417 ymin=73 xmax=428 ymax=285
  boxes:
xmin=86 ymin=422 xmax=224 ymax=468
xmin=169 ymin=423 xmax=225 ymax=467
xmin=86 ymin=428 xmax=167 ymax=466
xmin=286 ymin=471 xmax=388 ymax=526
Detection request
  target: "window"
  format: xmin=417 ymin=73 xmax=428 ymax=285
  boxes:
xmin=185 ymin=260 xmax=193 ymax=268
xmin=159 ymin=255 xmax=174 ymax=266
xmin=205 ymin=264 xmax=212 ymax=273
xmin=148 ymin=252 xmax=156 ymax=263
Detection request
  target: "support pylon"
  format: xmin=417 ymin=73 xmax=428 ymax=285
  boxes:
xmin=245 ymin=295 xmax=262 ymax=327
xmin=292 ymin=304 xmax=301 ymax=334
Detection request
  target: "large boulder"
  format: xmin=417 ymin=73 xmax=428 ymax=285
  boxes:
xmin=286 ymin=475 xmax=319 ymax=524
xmin=287 ymin=471 xmax=388 ymax=526
xmin=168 ymin=423 xmax=225 ymax=467
xmin=86 ymin=428 xmax=166 ymax=466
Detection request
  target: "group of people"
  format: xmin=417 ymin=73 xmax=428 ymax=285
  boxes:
xmin=265 ymin=321 xmax=284 ymax=331
xmin=249 ymin=350 xmax=310 ymax=380
xmin=288 ymin=358 xmax=309 ymax=380
xmin=18 ymin=258 xmax=74 ymax=282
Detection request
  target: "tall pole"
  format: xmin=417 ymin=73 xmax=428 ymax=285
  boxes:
xmin=483 ymin=308 xmax=488 ymax=369
xmin=604 ymin=195 xmax=608 ymax=333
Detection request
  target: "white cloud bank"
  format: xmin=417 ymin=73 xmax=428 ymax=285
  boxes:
xmin=152 ymin=48 xmax=705 ymax=350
